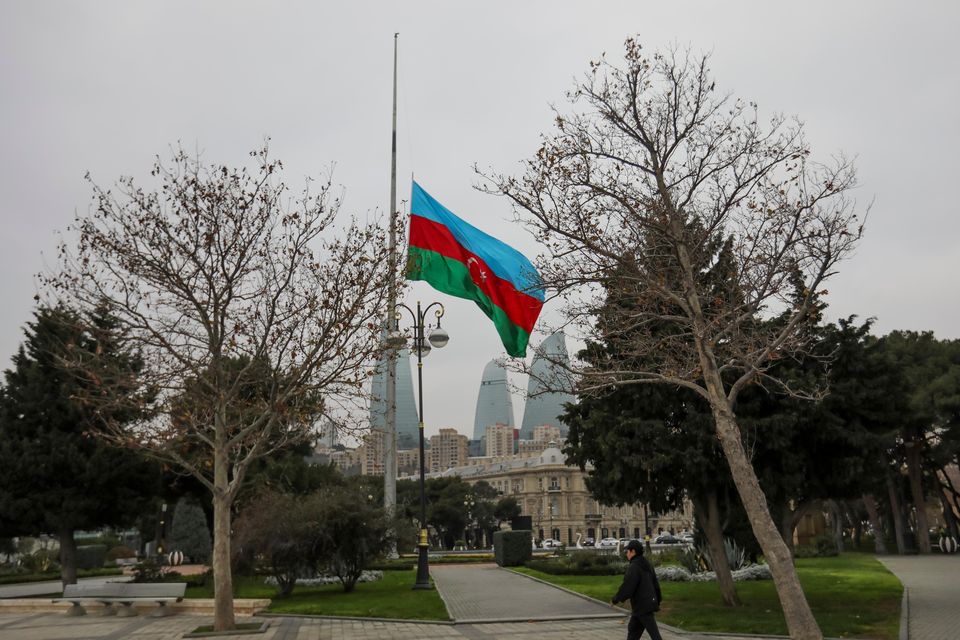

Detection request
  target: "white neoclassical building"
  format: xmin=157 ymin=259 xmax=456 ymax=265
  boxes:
xmin=430 ymin=443 xmax=693 ymax=545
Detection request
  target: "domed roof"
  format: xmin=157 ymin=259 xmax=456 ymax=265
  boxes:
xmin=538 ymin=443 xmax=564 ymax=465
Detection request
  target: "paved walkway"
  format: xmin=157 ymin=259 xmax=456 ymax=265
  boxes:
xmin=4 ymin=553 xmax=958 ymax=639
xmin=430 ymin=563 xmax=620 ymax=622
xmin=0 ymin=614 xmax=637 ymax=640
xmin=878 ymin=554 xmax=960 ymax=640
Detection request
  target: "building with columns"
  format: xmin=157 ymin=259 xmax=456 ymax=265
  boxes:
xmin=431 ymin=444 xmax=693 ymax=544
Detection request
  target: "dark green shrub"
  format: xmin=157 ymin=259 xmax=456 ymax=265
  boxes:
xmin=526 ymin=551 xmax=626 ymax=575
xmin=493 ymin=530 xmax=532 ymax=567
xmin=795 ymin=533 xmax=839 ymax=558
xmin=76 ymin=545 xmax=107 ymax=570
xmin=105 ymin=545 xmax=137 ymax=562
xmin=131 ymin=557 xmax=179 ymax=582
xmin=20 ymin=550 xmax=59 ymax=574
xmin=366 ymin=559 xmax=416 ymax=571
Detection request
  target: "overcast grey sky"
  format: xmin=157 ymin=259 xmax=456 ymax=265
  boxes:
xmin=2 ymin=1 xmax=957 ymax=438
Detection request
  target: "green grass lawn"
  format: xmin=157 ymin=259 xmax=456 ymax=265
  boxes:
xmin=514 ymin=553 xmax=902 ymax=639
xmin=185 ymin=569 xmax=450 ymax=620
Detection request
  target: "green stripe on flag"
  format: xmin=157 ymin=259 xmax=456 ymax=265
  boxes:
xmin=406 ymin=246 xmax=531 ymax=357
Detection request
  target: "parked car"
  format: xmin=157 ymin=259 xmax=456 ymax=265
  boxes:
xmin=654 ymin=533 xmax=682 ymax=544
xmin=583 ymin=537 xmax=596 ymax=547
xmin=598 ymin=537 xmax=619 ymax=548
xmin=541 ymin=538 xmax=563 ymax=548
xmin=679 ymin=532 xmax=694 ymax=544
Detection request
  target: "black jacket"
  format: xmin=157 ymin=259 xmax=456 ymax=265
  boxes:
xmin=613 ymin=555 xmax=662 ymax=615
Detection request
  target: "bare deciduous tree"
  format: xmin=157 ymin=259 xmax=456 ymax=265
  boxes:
xmin=483 ymin=41 xmax=864 ymax=640
xmin=45 ymin=145 xmax=393 ymax=631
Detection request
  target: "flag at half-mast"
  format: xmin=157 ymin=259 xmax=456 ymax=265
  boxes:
xmin=406 ymin=181 xmax=544 ymax=357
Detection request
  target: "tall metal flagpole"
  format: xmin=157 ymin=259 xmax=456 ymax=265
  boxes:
xmin=383 ymin=33 xmax=400 ymax=559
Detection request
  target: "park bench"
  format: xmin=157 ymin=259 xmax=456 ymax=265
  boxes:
xmin=53 ymin=582 xmax=187 ymax=617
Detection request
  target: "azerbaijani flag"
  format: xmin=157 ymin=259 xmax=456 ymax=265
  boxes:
xmin=406 ymin=181 xmax=544 ymax=357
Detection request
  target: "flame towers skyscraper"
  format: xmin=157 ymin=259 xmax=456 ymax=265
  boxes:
xmin=520 ymin=331 xmax=574 ymax=439
xmin=369 ymin=338 xmax=420 ymax=451
xmin=472 ymin=360 xmax=515 ymax=441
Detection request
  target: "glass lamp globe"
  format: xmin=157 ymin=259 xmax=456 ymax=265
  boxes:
xmin=428 ymin=327 xmax=449 ymax=349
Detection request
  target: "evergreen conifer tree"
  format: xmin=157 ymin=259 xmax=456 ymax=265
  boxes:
xmin=0 ymin=305 xmax=159 ymax=585
xmin=168 ymin=497 xmax=212 ymax=563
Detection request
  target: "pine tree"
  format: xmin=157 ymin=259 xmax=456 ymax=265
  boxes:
xmin=0 ymin=305 xmax=159 ymax=585
xmin=168 ymin=497 xmax=212 ymax=563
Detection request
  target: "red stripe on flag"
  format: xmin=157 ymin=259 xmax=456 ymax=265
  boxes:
xmin=410 ymin=214 xmax=542 ymax=332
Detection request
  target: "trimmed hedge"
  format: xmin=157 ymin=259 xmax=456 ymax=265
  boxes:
xmin=493 ymin=530 xmax=532 ymax=567
xmin=0 ymin=567 xmax=122 ymax=585
xmin=526 ymin=551 xmax=626 ymax=575
xmin=76 ymin=545 xmax=107 ymax=570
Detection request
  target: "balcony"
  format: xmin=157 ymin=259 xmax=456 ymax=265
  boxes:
xmin=584 ymin=513 xmax=604 ymax=520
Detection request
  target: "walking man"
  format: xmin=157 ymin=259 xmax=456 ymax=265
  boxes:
xmin=612 ymin=539 xmax=663 ymax=640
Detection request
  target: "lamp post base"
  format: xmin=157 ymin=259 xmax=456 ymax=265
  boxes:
xmin=412 ymin=542 xmax=432 ymax=590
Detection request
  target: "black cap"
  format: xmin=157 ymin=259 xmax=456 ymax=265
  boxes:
xmin=625 ymin=539 xmax=643 ymax=553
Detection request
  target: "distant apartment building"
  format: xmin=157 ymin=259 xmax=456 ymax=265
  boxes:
xmin=532 ymin=424 xmax=562 ymax=444
xmin=326 ymin=446 xmax=362 ymax=476
xmin=360 ymin=430 xmax=385 ymax=476
xmin=485 ymin=423 xmax=515 ymax=458
xmin=517 ymin=439 xmax=550 ymax=455
xmin=429 ymin=428 xmax=469 ymax=473
xmin=397 ymin=447 xmax=420 ymax=477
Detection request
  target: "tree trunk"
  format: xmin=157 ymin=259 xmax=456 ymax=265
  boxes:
xmin=698 ymin=491 xmax=741 ymax=606
xmin=212 ymin=446 xmax=236 ymax=632
xmin=780 ymin=500 xmax=811 ymax=555
xmin=886 ymin=473 xmax=908 ymax=554
xmin=846 ymin=501 xmax=862 ymax=550
xmin=939 ymin=490 xmax=958 ymax=540
xmin=709 ymin=400 xmax=822 ymax=639
xmin=905 ymin=441 xmax=931 ymax=553
xmin=862 ymin=494 xmax=888 ymax=554
xmin=826 ymin=500 xmax=844 ymax=554
xmin=58 ymin=527 xmax=77 ymax=587
xmin=780 ymin=502 xmax=796 ymax=554
xmin=938 ymin=469 xmax=960 ymax=539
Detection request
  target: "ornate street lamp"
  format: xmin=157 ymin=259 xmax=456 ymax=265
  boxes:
xmin=463 ymin=494 xmax=476 ymax=548
xmin=393 ymin=301 xmax=449 ymax=590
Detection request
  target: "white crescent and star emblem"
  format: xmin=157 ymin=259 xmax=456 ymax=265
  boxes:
xmin=466 ymin=256 xmax=488 ymax=284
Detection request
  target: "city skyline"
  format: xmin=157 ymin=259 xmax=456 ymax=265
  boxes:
xmin=2 ymin=2 xmax=957 ymax=436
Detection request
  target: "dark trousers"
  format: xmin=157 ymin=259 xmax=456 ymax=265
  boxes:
xmin=627 ymin=612 xmax=663 ymax=640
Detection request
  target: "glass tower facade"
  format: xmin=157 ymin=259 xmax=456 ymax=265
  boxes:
xmin=520 ymin=331 xmax=574 ymax=439
xmin=369 ymin=337 xmax=420 ymax=451
xmin=472 ymin=360 xmax=515 ymax=441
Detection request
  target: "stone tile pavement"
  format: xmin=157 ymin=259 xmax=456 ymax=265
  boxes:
xmin=0 ymin=613 xmax=692 ymax=640
xmin=877 ymin=554 xmax=960 ymax=640
xmin=429 ymin=563 xmax=621 ymax=622
xmin=5 ymin=553 xmax=957 ymax=639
